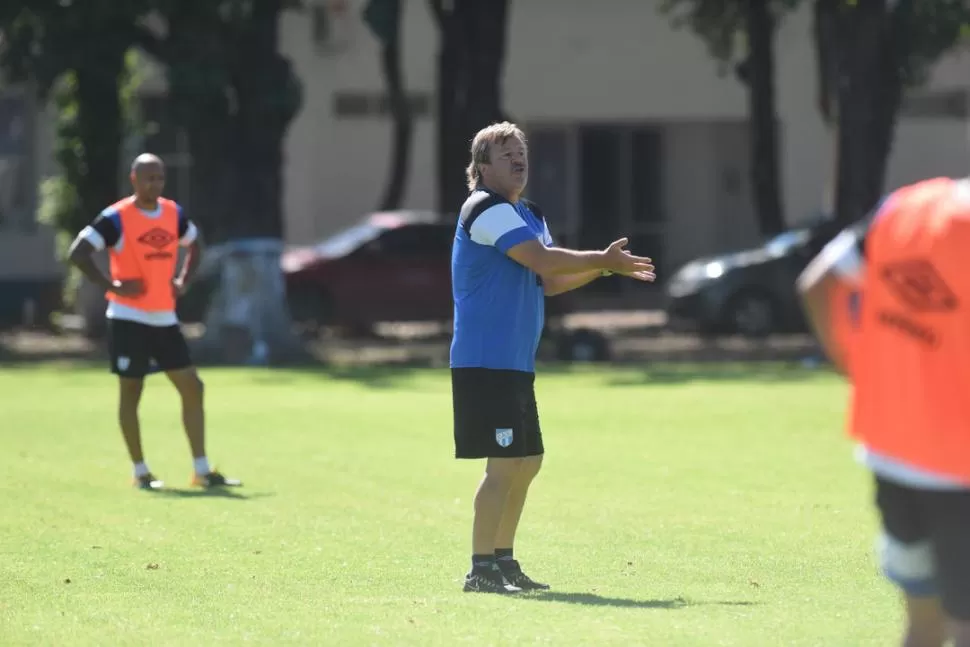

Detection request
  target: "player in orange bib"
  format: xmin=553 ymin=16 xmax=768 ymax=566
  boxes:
xmin=798 ymin=177 xmax=970 ymax=647
xmin=68 ymin=154 xmax=242 ymax=491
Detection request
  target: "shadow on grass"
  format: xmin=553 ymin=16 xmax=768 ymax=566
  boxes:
xmin=147 ymin=488 xmax=275 ymax=501
xmin=0 ymin=356 xmax=832 ymax=389
xmin=518 ymin=591 xmax=759 ymax=609
xmin=2 ymin=333 xmax=833 ymax=389
xmin=599 ymin=362 xmax=832 ymax=386
xmin=254 ymin=361 xmax=836 ymax=390
xmin=0 ymin=349 xmax=103 ymax=367
xmin=248 ymin=364 xmax=436 ymax=389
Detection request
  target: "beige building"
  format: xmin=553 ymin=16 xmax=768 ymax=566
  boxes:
xmin=2 ymin=0 xmax=969 ymax=297
xmin=277 ymin=0 xmax=969 ymax=273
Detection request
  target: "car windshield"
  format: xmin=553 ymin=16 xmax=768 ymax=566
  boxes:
xmin=765 ymin=229 xmax=810 ymax=256
xmin=313 ymin=222 xmax=383 ymax=257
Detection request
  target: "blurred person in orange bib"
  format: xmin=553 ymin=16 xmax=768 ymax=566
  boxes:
xmin=798 ymin=177 xmax=970 ymax=647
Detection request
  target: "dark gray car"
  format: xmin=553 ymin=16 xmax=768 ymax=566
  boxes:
xmin=665 ymin=225 xmax=834 ymax=337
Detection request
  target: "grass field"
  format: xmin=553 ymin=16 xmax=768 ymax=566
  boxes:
xmin=0 ymin=362 xmax=900 ymax=646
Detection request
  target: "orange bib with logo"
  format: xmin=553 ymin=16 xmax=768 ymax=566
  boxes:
xmin=849 ymin=178 xmax=970 ymax=482
xmin=106 ymin=197 xmax=180 ymax=312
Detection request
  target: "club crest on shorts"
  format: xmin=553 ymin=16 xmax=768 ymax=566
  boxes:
xmin=117 ymin=356 xmax=130 ymax=371
xmin=495 ymin=428 xmax=514 ymax=448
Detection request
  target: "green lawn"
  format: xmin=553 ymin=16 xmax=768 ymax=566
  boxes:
xmin=0 ymin=363 xmax=899 ymax=646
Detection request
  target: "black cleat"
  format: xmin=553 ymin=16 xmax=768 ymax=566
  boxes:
xmin=463 ymin=566 xmax=522 ymax=594
xmin=133 ymin=474 xmax=165 ymax=490
xmin=192 ymin=471 xmax=242 ymax=488
xmin=499 ymin=560 xmax=550 ymax=591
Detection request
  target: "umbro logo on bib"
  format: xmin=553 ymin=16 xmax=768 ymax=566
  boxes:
xmin=138 ymin=227 xmax=176 ymax=260
xmin=138 ymin=227 xmax=175 ymax=250
xmin=495 ymin=428 xmax=513 ymax=448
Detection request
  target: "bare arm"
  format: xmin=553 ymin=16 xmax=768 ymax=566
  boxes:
xmin=67 ymin=237 xmax=113 ymax=290
xmin=542 ymin=270 xmax=603 ymax=297
xmin=507 ymin=238 xmax=653 ymax=277
xmin=178 ymin=237 xmax=204 ymax=285
xmin=506 ymin=240 xmax=606 ymax=276
xmin=797 ymin=270 xmax=849 ymax=375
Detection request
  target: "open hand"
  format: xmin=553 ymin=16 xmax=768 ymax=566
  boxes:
xmin=620 ymin=269 xmax=657 ymax=283
xmin=108 ymin=279 xmax=145 ymax=297
xmin=602 ymin=238 xmax=654 ymax=276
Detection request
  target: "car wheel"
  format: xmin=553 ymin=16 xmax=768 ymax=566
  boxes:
xmin=556 ymin=328 xmax=612 ymax=363
xmin=725 ymin=292 xmax=777 ymax=338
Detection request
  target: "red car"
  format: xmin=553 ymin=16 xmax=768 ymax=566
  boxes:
xmin=282 ymin=210 xmax=574 ymax=332
xmin=282 ymin=211 xmax=456 ymax=328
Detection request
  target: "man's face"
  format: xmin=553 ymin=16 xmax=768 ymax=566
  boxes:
xmin=131 ymin=163 xmax=165 ymax=202
xmin=482 ymin=136 xmax=528 ymax=195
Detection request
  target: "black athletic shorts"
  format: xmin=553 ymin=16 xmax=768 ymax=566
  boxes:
xmin=107 ymin=318 xmax=192 ymax=379
xmin=875 ymin=476 xmax=970 ymax=620
xmin=452 ymin=368 xmax=543 ymax=459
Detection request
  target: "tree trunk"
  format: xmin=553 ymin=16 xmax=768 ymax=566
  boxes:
xmin=163 ymin=8 xmax=236 ymax=244
xmin=832 ymin=0 xmax=904 ymax=227
xmin=432 ymin=0 xmax=510 ymax=215
xmin=812 ymin=0 xmax=906 ymax=228
xmin=375 ymin=0 xmax=412 ymax=211
xmin=744 ymin=0 xmax=786 ymax=236
xmin=184 ymin=124 xmax=233 ymax=243
xmin=461 ymin=0 xmax=509 ymax=132
xmin=433 ymin=4 xmax=467 ymax=215
xmin=194 ymin=0 xmax=305 ymax=364
xmin=812 ymin=0 xmax=841 ymax=218
xmin=72 ymin=48 xmax=125 ymax=231
xmin=812 ymin=0 xmax=840 ymax=127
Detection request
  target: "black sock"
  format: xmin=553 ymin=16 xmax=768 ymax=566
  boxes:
xmin=495 ymin=548 xmax=514 ymax=563
xmin=472 ymin=554 xmax=496 ymax=573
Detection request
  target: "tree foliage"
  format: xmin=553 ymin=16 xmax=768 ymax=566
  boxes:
xmin=0 ymin=0 xmax=149 ymax=245
xmin=659 ymin=0 xmax=801 ymax=72
xmin=134 ymin=0 xmax=304 ymax=244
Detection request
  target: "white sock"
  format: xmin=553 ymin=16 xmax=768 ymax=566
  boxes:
xmin=133 ymin=462 xmax=151 ymax=478
xmin=193 ymin=456 xmax=211 ymax=476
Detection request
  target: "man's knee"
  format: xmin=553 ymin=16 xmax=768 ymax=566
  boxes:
xmin=483 ymin=457 xmax=525 ymax=488
xmin=520 ymin=455 xmax=543 ymax=480
xmin=118 ymin=378 xmax=144 ymax=407
xmin=167 ymin=368 xmax=204 ymax=401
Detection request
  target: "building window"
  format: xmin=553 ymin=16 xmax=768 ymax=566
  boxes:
xmin=0 ymin=93 xmax=32 ymax=231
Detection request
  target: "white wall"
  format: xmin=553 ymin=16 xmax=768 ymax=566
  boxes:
xmin=24 ymin=2 xmax=968 ymax=251
xmin=0 ymin=228 xmax=61 ymax=279
xmin=281 ymin=0 xmax=754 ymax=244
xmin=282 ymin=1 xmax=967 ymax=247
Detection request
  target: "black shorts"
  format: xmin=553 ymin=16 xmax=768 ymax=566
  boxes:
xmin=107 ymin=318 xmax=192 ymax=379
xmin=452 ymin=368 xmax=543 ymax=459
xmin=875 ymin=476 xmax=970 ymax=620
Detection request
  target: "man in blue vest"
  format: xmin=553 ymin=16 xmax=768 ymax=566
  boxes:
xmin=451 ymin=122 xmax=656 ymax=593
